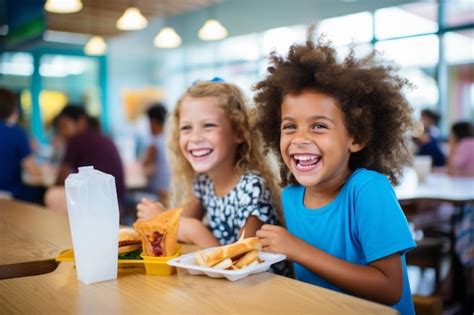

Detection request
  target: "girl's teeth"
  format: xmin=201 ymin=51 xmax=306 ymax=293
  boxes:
xmin=192 ymin=149 xmax=211 ymax=157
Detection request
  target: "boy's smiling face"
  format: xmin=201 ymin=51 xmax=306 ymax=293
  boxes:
xmin=280 ymin=91 xmax=364 ymax=193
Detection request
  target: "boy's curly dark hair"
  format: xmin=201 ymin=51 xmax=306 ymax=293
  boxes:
xmin=253 ymin=27 xmax=418 ymax=186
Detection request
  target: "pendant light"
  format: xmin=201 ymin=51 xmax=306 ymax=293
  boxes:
xmin=116 ymin=6 xmax=148 ymax=30
xmin=84 ymin=36 xmax=107 ymax=55
xmin=45 ymin=0 xmax=83 ymax=13
xmin=154 ymin=27 xmax=182 ymax=48
xmin=198 ymin=19 xmax=228 ymax=41
xmin=198 ymin=4 xmax=228 ymax=41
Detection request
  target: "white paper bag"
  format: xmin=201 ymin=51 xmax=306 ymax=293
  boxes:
xmin=65 ymin=166 xmax=119 ymax=284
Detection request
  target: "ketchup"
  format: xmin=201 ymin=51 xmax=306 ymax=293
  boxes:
xmin=151 ymin=232 xmax=164 ymax=256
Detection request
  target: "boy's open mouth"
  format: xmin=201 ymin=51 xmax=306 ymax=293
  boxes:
xmin=292 ymin=154 xmax=321 ymax=170
xmin=190 ymin=148 xmax=213 ymax=158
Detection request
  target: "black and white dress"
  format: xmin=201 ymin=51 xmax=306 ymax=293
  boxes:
xmin=193 ymin=172 xmax=291 ymax=276
xmin=193 ymin=172 xmax=279 ymax=245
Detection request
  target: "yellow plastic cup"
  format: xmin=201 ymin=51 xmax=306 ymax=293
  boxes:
xmin=140 ymin=245 xmax=182 ymax=276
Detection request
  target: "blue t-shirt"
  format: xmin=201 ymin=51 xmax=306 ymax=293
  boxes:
xmin=282 ymin=168 xmax=416 ymax=315
xmin=0 ymin=122 xmax=31 ymax=199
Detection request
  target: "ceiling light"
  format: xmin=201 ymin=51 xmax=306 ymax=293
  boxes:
xmin=154 ymin=27 xmax=182 ymax=48
xmin=45 ymin=0 xmax=83 ymax=13
xmin=84 ymin=36 xmax=107 ymax=56
xmin=116 ymin=7 xmax=148 ymax=31
xmin=198 ymin=19 xmax=228 ymax=41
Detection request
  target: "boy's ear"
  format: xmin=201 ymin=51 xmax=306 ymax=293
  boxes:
xmin=349 ymin=138 xmax=367 ymax=153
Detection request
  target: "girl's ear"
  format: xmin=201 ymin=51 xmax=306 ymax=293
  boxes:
xmin=234 ymin=132 xmax=245 ymax=144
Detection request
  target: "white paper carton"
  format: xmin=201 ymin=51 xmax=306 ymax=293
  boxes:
xmin=65 ymin=166 xmax=119 ymax=284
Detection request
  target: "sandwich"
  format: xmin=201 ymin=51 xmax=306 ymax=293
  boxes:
xmin=118 ymin=228 xmax=142 ymax=259
xmin=133 ymin=208 xmax=183 ymax=257
xmin=195 ymin=236 xmax=263 ymax=270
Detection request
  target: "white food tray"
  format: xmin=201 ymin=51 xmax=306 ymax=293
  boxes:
xmin=167 ymin=247 xmax=286 ymax=282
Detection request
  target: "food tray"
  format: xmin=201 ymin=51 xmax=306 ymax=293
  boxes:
xmin=55 ymin=249 xmax=145 ymax=266
xmin=56 ymin=246 xmax=181 ymax=276
xmin=167 ymin=247 xmax=286 ymax=282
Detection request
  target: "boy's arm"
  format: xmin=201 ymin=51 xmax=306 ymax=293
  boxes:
xmin=257 ymin=225 xmax=403 ymax=305
xmin=294 ymin=238 xmax=402 ymax=305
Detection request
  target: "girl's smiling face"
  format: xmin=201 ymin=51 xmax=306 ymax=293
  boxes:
xmin=178 ymin=95 xmax=243 ymax=177
xmin=280 ymin=91 xmax=364 ymax=193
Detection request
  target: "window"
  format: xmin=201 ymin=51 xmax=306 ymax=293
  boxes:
xmin=317 ymin=12 xmax=372 ymax=46
xmin=40 ymin=55 xmax=100 ymax=125
xmin=375 ymin=35 xmax=439 ymax=67
xmin=445 ymin=29 xmax=474 ymax=65
xmin=445 ymin=0 xmax=474 ymax=27
xmin=217 ymin=33 xmax=261 ymax=62
xmin=262 ymin=25 xmax=307 ymax=55
xmin=444 ymin=30 xmax=474 ymax=123
xmin=375 ymin=2 xmax=438 ymax=40
xmin=376 ymin=36 xmax=439 ymax=111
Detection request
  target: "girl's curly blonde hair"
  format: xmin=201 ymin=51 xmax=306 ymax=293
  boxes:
xmin=167 ymin=81 xmax=282 ymax=219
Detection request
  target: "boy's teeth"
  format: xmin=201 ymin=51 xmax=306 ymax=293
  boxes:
xmin=294 ymin=154 xmax=320 ymax=168
xmin=294 ymin=154 xmax=318 ymax=161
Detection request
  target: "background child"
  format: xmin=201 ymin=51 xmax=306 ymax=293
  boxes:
xmin=0 ymin=88 xmax=43 ymax=203
xmin=141 ymin=103 xmax=171 ymax=205
xmin=414 ymin=108 xmax=445 ymax=167
xmin=447 ymin=121 xmax=474 ymax=177
xmin=137 ymin=81 xmax=282 ymax=249
xmin=253 ymin=31 xmax=418 ymax=314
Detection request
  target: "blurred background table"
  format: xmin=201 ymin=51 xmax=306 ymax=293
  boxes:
xmin=0 ymin=199 xmax=397 ymax=315
xmin=395 ymin=173 xmax=474 ymax=315
xmin=395 ymin=173 xmax=474 ymax=203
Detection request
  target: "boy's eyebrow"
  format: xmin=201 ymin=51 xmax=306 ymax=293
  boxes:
xmin=281 ymin=115 xmax=335 ymax=123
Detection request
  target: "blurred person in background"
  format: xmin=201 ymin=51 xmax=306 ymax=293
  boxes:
xmin=0 ymin=88 xmax=43 ymax=202
xmin=414 ymin=108 xmax=445 ymax=167
xmin=44 ymin=105 xmax=126 ymax=220
xmin=141 ymin=103 xmax=170 ymax=206
xmin=420 ymin=108 xmax=442 ymax=140
xmin=447 ymin=121 xmax=474 ymax=177
xmin=447 ymin=120 xmax=474 ymax=315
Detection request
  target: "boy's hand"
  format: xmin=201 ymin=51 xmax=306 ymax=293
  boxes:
xmin=256 ymin=224 xmax=300 ymax=260
xmin=136 ymin=198 xmax=166 ymax=220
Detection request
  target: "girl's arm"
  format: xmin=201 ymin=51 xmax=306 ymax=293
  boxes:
xmin=181 ymin=197 xmax=205 ymax=219
xmin=257 ymin=225 xmax=403 ymax=305
xmin=137 ymin=196 xmax=205 ymax=220
xmin=181 ymin=215 xmax=264 ymax=248
xmin=240 ymin=215 xmax=264 ymax=238
xmin=178 ymin=217 xmax=220 ymax=248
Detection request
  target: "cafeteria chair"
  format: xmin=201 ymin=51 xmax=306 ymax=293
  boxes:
xmin=406 ymin=237 xmax=449 ymax=315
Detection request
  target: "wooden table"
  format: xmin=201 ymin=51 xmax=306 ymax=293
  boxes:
xmin=0 ymin=199 xmax=397 ymax=315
